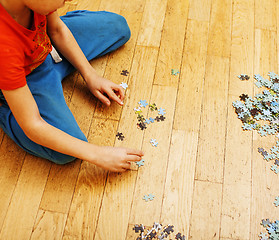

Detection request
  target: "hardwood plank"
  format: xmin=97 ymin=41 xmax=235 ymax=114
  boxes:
xmin=94 ymin=46 xmax=159 ymax=240
xmin=75 ymin=0 xmax=101 ymax=11
xmin=137 ymin=0 xmax=168 ymax=47
xmin=254 ymin=29 xmax=277 ymax=82
xmin=220 ymin=96 xmax=252 ymax=240
xmin=0 ymin=136 xmax=26 ymax=231
xmin=63 ymin=118 xmax=117 ymax=239
xmin=220 ymin=1 xmax=254 ymax=239
xmin=153 ymin=0 xmax=189 ymax=86
xmin=188 ymin=0 xmax=212 ymax=21
xmin=121 ymin=0 xmax=146 ymax=12
xmin=30 ymin=210 xmax=67 ymax=240
xmin=129 ymin=86 xmax=177 ymax=225
xmin=228 ymin=0 xmax=254 ymax=96
xmin=160 ymin=130 xmax=198 ymax=237
xmin=250 ymin=28 xmax=278 ymax=239
xmin=173 ymin=20 xmax=209 ymax=131
xmin=207 ymin=0 xmax=232 ymax=58
xmin=195 ymin=56 xmax=230 ymax=183
xmin=94 ymin=11 xmax=143 ymax=120
xmin=188 ymin=181 xmax=222 ymax=239
xmin=98 ymin=0 xmax=124 ymax=13
xmin=0 ymin=155 xmax=51 ymax=240
xmin=255 ymin=0 xmax=276 ymax=31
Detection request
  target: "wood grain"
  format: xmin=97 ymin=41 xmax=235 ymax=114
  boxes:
xmin=188 ymin=181 xmax=222 ymax=239
xmin=31 ymin=210 xmax=67 ymax=240
xmin=195 ymin=56 xmax=230 ymax=183
xmin=153 ymin=0 xmax=189 ymax=86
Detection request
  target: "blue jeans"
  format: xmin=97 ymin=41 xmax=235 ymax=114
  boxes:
xmin=0 ymin=10 xmax=131 ymax=164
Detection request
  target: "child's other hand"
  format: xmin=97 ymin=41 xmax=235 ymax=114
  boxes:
xmin=85 ymin=71 xmax=125 ymax=106
xmin=95 ymin=146 xmax=144 ymax=172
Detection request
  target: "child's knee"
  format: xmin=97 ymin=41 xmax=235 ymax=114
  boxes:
xmin=112 ymin=13 xmax=131 ymax=43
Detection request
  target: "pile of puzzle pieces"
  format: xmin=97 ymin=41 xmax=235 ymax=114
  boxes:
xmin=259 ymin=219 xmax=279 ymax=240
xmin=233 ymin=73 xmax=279 ymax=239
xmin=134 ymin=100 xmax=166 ymax=130
xmin=232 ymin=72 xmax=279 ymax=175
xmin=133 ymin=223 xmax=185 ymax=240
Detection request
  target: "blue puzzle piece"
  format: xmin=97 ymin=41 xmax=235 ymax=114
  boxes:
xmin=136 ymin=159 xmax=145 ymax=167
xmin=138 ymin=99 xmax=148 ymax=108
xmin=158 ymin=108 xmax=166 ymax=116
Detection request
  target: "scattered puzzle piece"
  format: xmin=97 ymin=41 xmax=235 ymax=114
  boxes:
xmin=136 ymin=159 xmax=145 ymax=167
xmin=158 ymin=107 xmax=166 ymax=116
xmin=238 ymin=74 xmax=250 ymax=80
xmin=143 ymin=193 xmax=155 ymax=202
xmin=121 ymin=70 xmax=129 ymax=76
xmin=116 ymin=132 xmax=124 ymax=141
xmin=120 ymin=82 xmax=128 ymax=89
xmin=138 ymin=99 xmax=148 ymax=108
xmin=150 ymin=138 xmax=158 ymax=147
xmin=171 ymin=69 xmax=180 ymax=76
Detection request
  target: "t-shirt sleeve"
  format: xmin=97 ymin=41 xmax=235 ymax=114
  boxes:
xmin=0 ymin=46 xmax=26 ymax=90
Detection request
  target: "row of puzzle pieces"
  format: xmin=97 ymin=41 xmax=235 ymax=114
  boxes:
xmin=133 ymin=223 xmax=185 ymax=240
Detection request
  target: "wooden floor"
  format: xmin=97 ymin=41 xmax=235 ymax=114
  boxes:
xmin=1 ymin=0 xmax=279 ymax=239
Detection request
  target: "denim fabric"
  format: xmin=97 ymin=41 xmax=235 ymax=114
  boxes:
xmin=0 ymin=10 xmax=131 ymax=164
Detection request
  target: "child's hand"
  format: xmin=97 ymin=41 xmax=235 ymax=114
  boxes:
xmin=85 ymin=71 xmax=125 ymax=106
xmin=94 ymin=146 xmax=144 ymax=172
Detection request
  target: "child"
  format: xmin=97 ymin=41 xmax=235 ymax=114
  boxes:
xmin=0 ymin=0 xmax=144 ymax=172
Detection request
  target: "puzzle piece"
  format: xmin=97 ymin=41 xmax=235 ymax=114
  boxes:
xmin=138 ymin=99 xmax=148 ymax=108
xmin=149 ymin=103 xmax=158 ymax=111
xmin=159 ymin=115 xmax=166 ymax=121
xmin=175 ymin=232 xmax=186 ymax=240
xmin=261 ymin=219 xmax=271 ymax=228
xmin=137 ymin=122 xmax=147 ymax=130
xmin=136 ymin=159 xmax=145 ymax=167
xmin=274 ymin=196 xmax=279 ymax=207
xmin=238 ymin=74 xmax=250 ymax=80
xmin=259 ymin=232 xmax=269 ymax=240
xmin=163 ymin=225 xmax=174 ymax=235
xmin=271 ymin=165 xmax=279 ymax=174
xmin=116 ymin=132 xmax=124 ymax=141
xmin=239 ymin=93 xmax=249 ymax=101
xmin=121 ymin=70 xmax=129 ymax=76
xmin=150 ymin=138 xmax=158 ymax=147
xmin=171 ymin=69 xmax=180 ymax=76
xmin=158 ymin=108 xmax=166 ymax=116
xmin=120 ymin=82 xmax=128 ymax=89
xmin=133 ymin=224 xmax=145 ymax=233
xmin=143 ymin=193 xmax=155 ymax=202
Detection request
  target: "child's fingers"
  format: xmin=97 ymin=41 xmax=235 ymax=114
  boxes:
xmin=108 ymin=90 xmax=123 ymax=106
xmin=126 ymin=155 xmax=142 ymax=162
xmin=115 ymin=85 xmax=125 ymax=101
xmin=126 ymin=148 xmax=144 ymax=157
xmin=122 ymin=162 xmax=131 ymax=169
xmin=95 ymin=91 xmax=111 ymax=106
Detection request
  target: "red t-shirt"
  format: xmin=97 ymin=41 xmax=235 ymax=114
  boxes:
xmin=0 ymin=4 xmax=52 ymax=90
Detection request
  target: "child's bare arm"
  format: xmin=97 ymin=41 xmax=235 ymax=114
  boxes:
xmin=2 ymin=86 xmax=144 ymax=171
xmin=46 ymin=12 xmax=124 ymax=106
